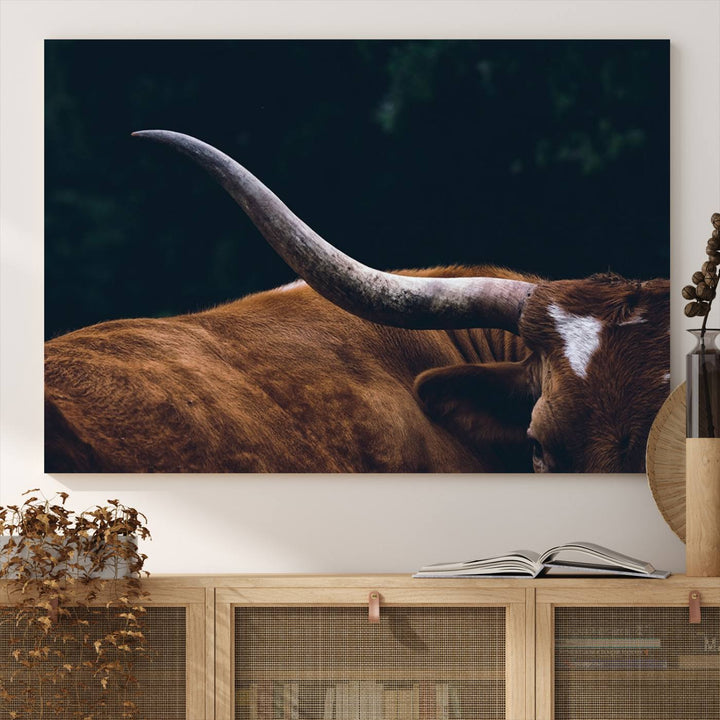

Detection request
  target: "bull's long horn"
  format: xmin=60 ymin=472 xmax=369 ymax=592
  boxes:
xmin=132 ymin=130 xmax=536 ymax=332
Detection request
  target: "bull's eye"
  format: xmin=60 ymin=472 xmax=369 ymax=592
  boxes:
xmin=530 ymin=438 xmax=544 ymax=463
xmin=527 ymin=428 xmax=551 ymax=472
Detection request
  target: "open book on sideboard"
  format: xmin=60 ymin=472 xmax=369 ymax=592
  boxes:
xmin=414 ymin=541 xmax=671 ymax=579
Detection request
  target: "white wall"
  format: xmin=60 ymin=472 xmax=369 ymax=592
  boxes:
xmin=1 ymin=1 xmax=718 ymax=575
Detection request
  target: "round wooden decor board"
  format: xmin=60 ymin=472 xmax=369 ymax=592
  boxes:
xmin=646 ymin=383 xmax=686 ymax=542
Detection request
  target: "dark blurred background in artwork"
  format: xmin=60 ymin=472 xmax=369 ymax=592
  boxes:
xmin=45 ymin=40 xmax=669 ymax=339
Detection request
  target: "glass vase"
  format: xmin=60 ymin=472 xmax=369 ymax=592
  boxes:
xmin=686 ymin=329 xmax=720 ymax=438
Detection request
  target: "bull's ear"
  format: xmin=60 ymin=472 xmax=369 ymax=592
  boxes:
xmin=413 ymin=362 xmax=534 ymax=471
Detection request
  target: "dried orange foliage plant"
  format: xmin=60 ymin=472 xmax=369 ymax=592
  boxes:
xmin=0 ymin=491 xmax=151 ymax=719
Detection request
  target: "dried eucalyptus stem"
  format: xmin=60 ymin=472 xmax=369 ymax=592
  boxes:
xmin=683 ymin=212 xmax=720 ymax=326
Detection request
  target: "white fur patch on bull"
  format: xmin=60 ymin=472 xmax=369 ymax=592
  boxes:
xmin=275 ymin=279 xmax=307 ymax=293
xmin=548 ymin=303 xmax=603 ymax=380
xmin=617 ymin=310 xmax=648 ymax=326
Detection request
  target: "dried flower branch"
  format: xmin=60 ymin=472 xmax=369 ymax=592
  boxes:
xmin=682 ymin=212 xmax=719 ymax=330
xmin=0 ymin=491 xmax=151 ymax=719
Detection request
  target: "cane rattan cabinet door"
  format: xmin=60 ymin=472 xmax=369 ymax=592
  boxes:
xmin=536 ymin=581 xmax=720 ymax=720
xmin=0 ymin=583 xmax=208 ymax=720
xmin=216 ymin=578 xmax=529 ymax=720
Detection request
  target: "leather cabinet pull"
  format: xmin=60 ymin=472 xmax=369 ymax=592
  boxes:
xmin=689 ymin=590 xmax=702 ymax=624
xmin=368 ymin=591 xmax=380 ymax=623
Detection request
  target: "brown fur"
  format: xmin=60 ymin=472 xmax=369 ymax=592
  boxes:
xmin=45 ymin=266 xmax=528 ymax=473
xmin=45 ymin=267 xmax=669 ymax=474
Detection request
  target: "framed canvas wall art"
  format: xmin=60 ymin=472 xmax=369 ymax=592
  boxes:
xmin=44 ymin=40 xmax=670 ymax=474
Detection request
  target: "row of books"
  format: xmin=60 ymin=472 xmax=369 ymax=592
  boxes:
xmin=236 ymin=681 xmax=470 ymax=719
xmin=555 ymin=636 xmax=720 ymax=670
xmin=556 ymin=637 xmax=662 ymax=649
xmin=557 ymin=634 xmax=720 ymax=652
xmin=236 ymin=654 xmax=720 ymax=717
xmin=557 ymin=654 xmax=720 ymax=671
xmin=557 ymin=654 xmax=669 ymax=670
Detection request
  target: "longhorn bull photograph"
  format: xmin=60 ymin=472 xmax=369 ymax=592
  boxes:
xmin=44 ymin=40 xmax=670 ymax=474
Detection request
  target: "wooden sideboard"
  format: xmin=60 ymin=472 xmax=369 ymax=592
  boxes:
xmin=2 ymin=574 xmax=719 ymax=720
